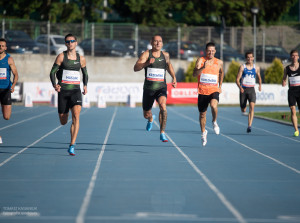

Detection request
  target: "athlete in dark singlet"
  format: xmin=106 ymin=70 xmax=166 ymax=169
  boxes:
xmin=236 ymin=51 xmax=262 ymax=133
xmin=134 ymin=35 xmax=177 ymax=142
xmin=282 ymin=50 xmax=300 ymax=137
xmin=0 ymin=38 xmax=19 ymax=144
xmin=50 ymin=34 xmax=89 ymax=155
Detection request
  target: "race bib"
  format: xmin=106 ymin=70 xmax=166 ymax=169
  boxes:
xmin=146 ymin=68 xmax=165 ymax=82
xmin=0 ymin=68 xmax=7 ymax=80
xmin=289 ymin=76 xmax=300 ymax=86
xmin=242 ymin=75 xmax=255 ymax=87
xmin=62 ymin=70 xmax=80 ymax=85
xmin=199 ymin=73 xmax=218 ymax=86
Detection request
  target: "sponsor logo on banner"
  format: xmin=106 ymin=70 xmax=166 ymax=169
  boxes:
xmin=171 ymin=88 xmax=198 ymax=98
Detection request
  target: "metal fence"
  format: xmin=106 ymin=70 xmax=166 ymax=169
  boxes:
xmin=2 ymin=19 xmax=300 ymax=60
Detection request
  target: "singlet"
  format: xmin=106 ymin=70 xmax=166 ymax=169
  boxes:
xmin=241 ymin=64 xmax=256 ymax=88
xmin=197 ymin=57 xmax=220 ymax=95
xmin=143 ymin=50 xmax=167 ymax=91
xmin=0 ymin=54 xmax=12 ymax=89
xmin=56 ymin=51 xmax=81 ymax=91
xmin=286 ymin=65 xmax=300 ymax=90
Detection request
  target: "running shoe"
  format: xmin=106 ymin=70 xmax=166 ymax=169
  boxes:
xmin=0 ymin=136 xmax=2 ymax=144
xmin=146 ymin=115 xmax=155 ymax=131
xmin=242 ymin=112 xmax=248 ymax=116
xmin=294 ymin=130 xmax=299 ymax=137
xmin=68 ymin=144 xmax=76 ymax=156
xmin=160 ymin=133 xmax=168 ymax=142
xmin=213 ymin=122 xmax=220 ymax=135
xmin=202 ymin=130 xmax=208 ymax=146
xmin=247 ymin=126 xmax=251 ymax=133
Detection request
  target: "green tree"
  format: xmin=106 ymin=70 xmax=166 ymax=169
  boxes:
xmin=224 ymin=60 xmax=240 ymax=82
xmin=264 ymin=58 xmax=284 ymax=84
xmin=184 ymin=59 xmax=197 ymax=82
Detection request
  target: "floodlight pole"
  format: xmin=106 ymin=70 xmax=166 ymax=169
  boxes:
xmin=251 ymin=7 xmax=259 ymax=63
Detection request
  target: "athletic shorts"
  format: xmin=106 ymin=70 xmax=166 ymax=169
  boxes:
xmin=142 ymin=88 xmax=167 ymax=111
xmin=0 ymin=88 xmax=12 ymax=105
xmin=58 ymin=89 xmax=82 ymax=114
xmin=197 ymin=92 xmax=219 ymax=113
xmin=288 ymin=89 xmax=300 ymax=108
xmin=240 ymin=87 xmax=256 ymax=109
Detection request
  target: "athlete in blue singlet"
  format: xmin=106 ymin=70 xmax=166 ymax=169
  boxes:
xmin=236 ymin=51 xmax=262 ymax=133
xmin=0 ymin=38 xmax=19 ymax=143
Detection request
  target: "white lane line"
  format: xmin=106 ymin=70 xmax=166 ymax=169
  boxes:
xmin=0 ymin=108 xmax=89 ymax=167
xmin=0 ymin=110 xmax=55 ymax=131
xmin=170 ymin=108 xmax=300 ymax=175
xmin=153 ymin=121 xmax=247 ymax=223
xmin=76 ymin=107 xmax=117 ymax=223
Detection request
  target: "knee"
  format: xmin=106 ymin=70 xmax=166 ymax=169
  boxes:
xmin=143 ymin=111 xmax=151 ymax=119
xmin=200 ymin=112 xmax=206 ymax=119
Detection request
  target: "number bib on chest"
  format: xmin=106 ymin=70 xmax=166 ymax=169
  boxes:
xmin=62 ymin=70 xmax=80 ymax=85
xmin=289 ymin=76 xmax=300 ymax=86
xmin=242 ymin=75 xmax=255 ymax=87
xmin=0 ymin=68 xmax=7 ymax=80
xmin=146 ymin=68 xmax=165 ymax=82
xmin=199 ymin=73 xmax=218 ymax=86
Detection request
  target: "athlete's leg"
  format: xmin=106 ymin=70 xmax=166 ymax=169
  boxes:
xmin=70 ymin=105 xmax=81 ymax=145
xmin=290 ymin=105 xmax=299 ymax=132
xmin=1 ymin=105 xmax=12 ymax=120
xmin=58 ymin=113 xmax=69 ymax=125
xmin=248 ymin=102 xmax=255 ymax=127
xmin=143 ymin=110 xmax=154 ymax=122
xmin=200 ymin=111 xmax=206 ymax=133
xmin=157 ymin=96 xmax=167 ymax=133
xmin=210 ymin=99 xmax=218 ymax=123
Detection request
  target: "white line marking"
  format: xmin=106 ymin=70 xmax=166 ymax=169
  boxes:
xmin=0 ymin=109 xmax=89 ymax=167
xmin=0 ymin=110 xmax=55 ymax=131
xmin=170 ymin=108 xmax=300 ymax=175
xmin=76 ymin=107 xmax=117 ymax=223
xmin=153 ymin=121 xmax=247 ymax=223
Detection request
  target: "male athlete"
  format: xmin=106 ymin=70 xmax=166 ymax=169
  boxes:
xmin=236 ymin=51 xmax=262 ymax=133
xmin=0 ymin=38 xmax=19 ymax=143
xmin=193 ymin=42 xmax=224 ymax=146
xmin=50 ymin=34 xmax=88 ymax=155
xmin=282 ymin=50 xmax=300 ymax=137
xmin=134 ymin=35 xmax=177 ymax=142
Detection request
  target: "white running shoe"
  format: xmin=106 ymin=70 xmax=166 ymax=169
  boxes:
xmin=213 ymin=122 xmax=220 ymax=135
xmin=0 ymin=136 xmax=2 ymax=144
xmin=202 ymin=130 xmax=208 ymax=146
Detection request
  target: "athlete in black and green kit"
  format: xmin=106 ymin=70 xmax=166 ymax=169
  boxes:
xmin=134 ymin=35 xmax=177 ymax=142
xmin=50 ymin=34 xmax=88 ymax=155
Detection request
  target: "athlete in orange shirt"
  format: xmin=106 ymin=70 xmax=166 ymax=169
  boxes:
xmin=193 ymin=42 xmax=224 ymax=146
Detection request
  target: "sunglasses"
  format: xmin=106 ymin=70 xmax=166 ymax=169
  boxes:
xmin=65 ymin=40 xmax=76 ymax=43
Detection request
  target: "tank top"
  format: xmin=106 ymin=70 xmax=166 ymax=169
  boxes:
xmin=197 ymin=57 xmax=220 ymax=95
xmin=241 ymin=64 xmax=256 ymax=88
xmin=286 ymin=65 xmax=300 ymax=90
xmin=143 ymin=50 xmax=167 ymax=91
xmin=0 ymin=54 xmax=12 ymax=89
xmin=56 ymin=51 xmax=81 ymax=91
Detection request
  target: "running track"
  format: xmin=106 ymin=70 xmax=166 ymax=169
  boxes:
xmin=0 ymin=105 xmax=299 ymax=223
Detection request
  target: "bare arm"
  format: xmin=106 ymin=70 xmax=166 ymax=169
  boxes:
xmin=8 ymin=57 xmax=18 ymax=93
xmin=193 ymin=57 xmax=205 ymax=77
xmin=163 ymin=51 xmax=177 ymax=88
xmin=236 ymin=65 xmax=244 ymax=93
xmin=256 ymin=66 xmax=262 ymax=91
xmin=219 ymin=60 xmax=224 ymax=93
xmin=133 ymin=50 xmax=152 ymax=72
xmin=282 ymin=67 xmax=288 ymax=87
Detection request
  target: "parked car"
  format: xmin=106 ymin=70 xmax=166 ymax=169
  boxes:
xmin=119 ymin=39 xmax=150 ymax=57
xmin=163 ymin=41 xmax=205 ymax=60
xmin=215 ymin=44 xmax=244 ymax=62
xmin=36 ymin=34 xmax=84 ymax=56
xmin=79 ymin=38 xmax=130 ymax=57
xmin=251 ymin=45 xmax=290 ymax=63
xmin=0 ymin=30 xmax=40 ymax=54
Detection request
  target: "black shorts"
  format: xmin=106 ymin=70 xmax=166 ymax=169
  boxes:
xmin=142 ymin=88 xmax=167 ymax=111
xmin=240 ymin=87 xmax=256 ymax=109
xmin=0 ymin=88 xmax=12 ymax=105
xmin=288 ymin=89 xmax=300 ymax=108
xmin=58 ymin=89 xmax=82 ymax=114
xmin=197 ymin=92 xmax=219 ymax=113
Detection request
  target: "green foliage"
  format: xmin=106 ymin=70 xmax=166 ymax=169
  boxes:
xmin=264 ymin=58 xmax=284 ymax=84
xmin=224 ymin=60 xmax=241 ymax=82
xmin=184 ymin=59 xmax=198 ymax=83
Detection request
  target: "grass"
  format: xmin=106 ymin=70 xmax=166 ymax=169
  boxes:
xmin=255 ymin=111 xmax=300 ymax=123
